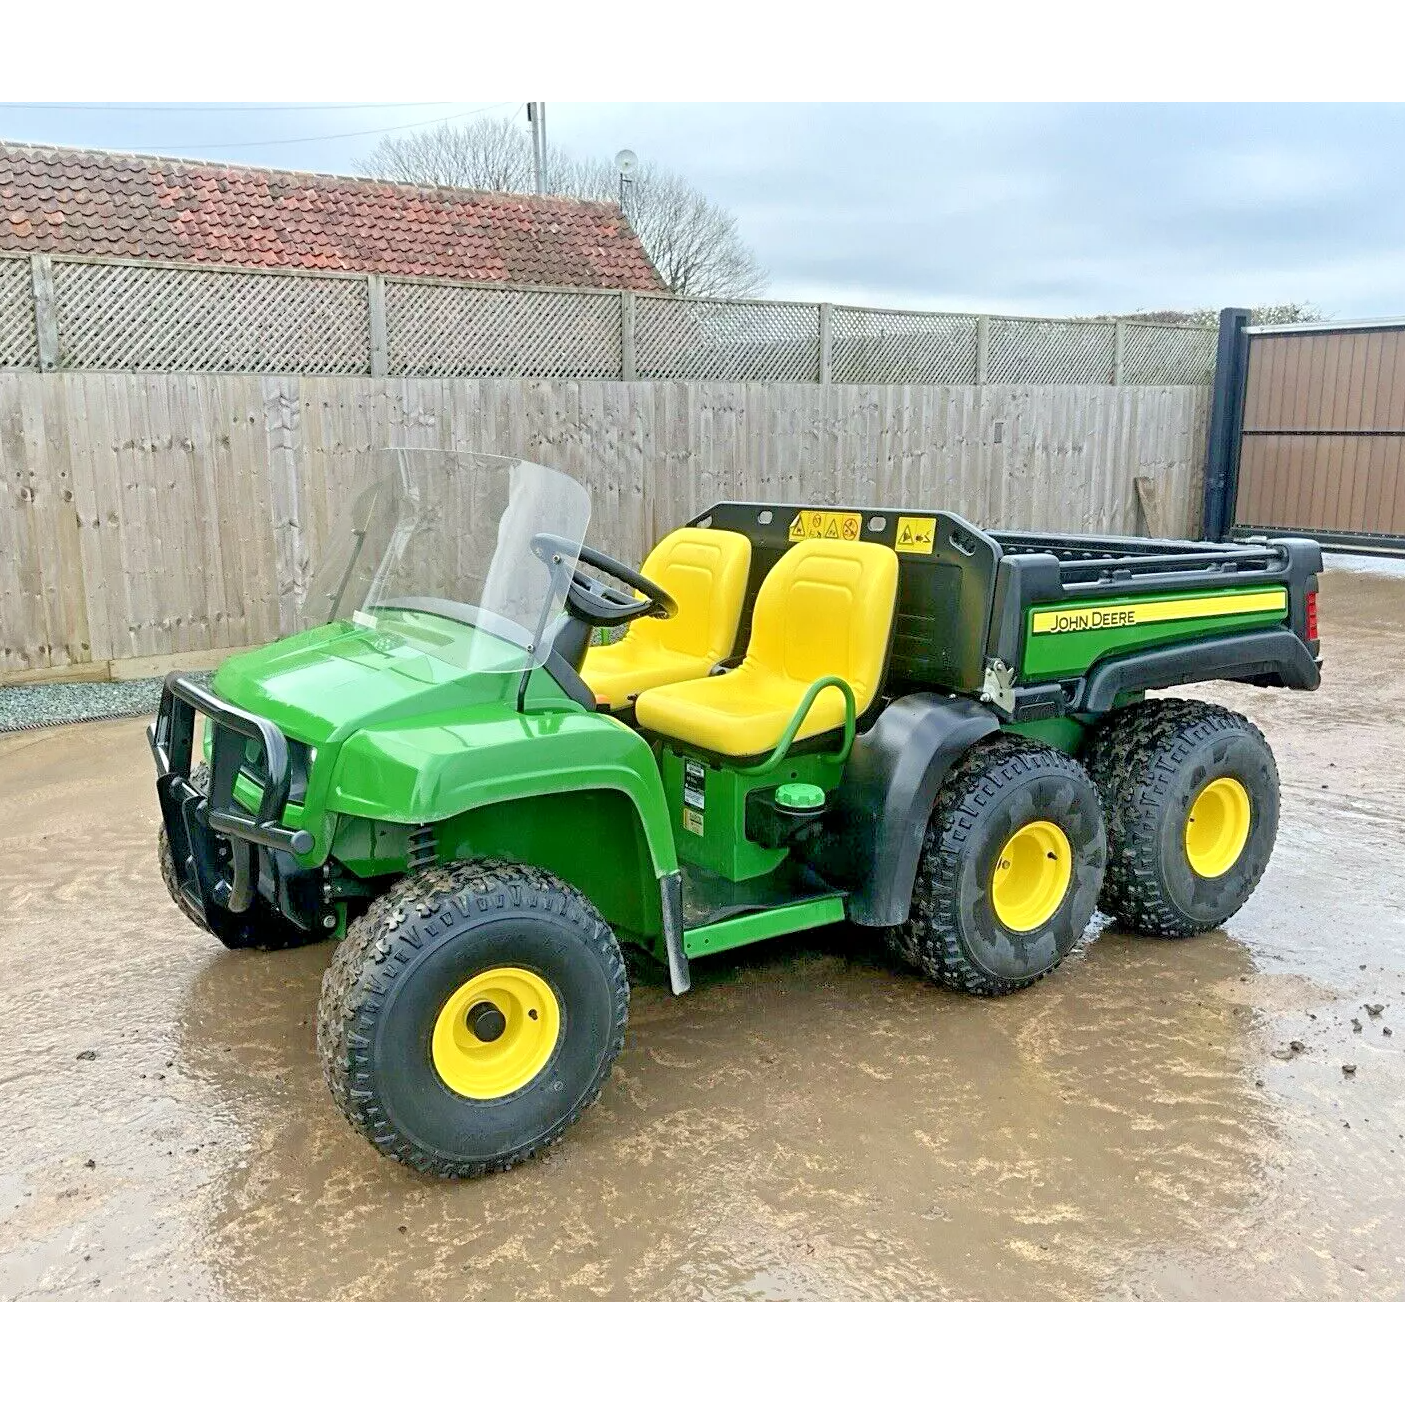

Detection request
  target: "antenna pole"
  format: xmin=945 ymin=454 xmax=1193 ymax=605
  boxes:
xmin=614 ymin=149 xmax=638 ymax=217
xmin=527 ymin=102 xmax=547 ymax=195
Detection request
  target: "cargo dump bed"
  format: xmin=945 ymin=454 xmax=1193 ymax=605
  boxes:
xmin=691 ymin=503 xmax=1323 ymax=723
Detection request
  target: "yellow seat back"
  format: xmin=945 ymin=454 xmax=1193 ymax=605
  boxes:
xmin=633 ymin=538 xmax=898 ymax=756
xmin=580 ymin=528 xmax=752 ymax=709
xmin=630 ymin=527 xmax=753 ymax=664
xmin=744 ymin=537 xmax=898 ymax=715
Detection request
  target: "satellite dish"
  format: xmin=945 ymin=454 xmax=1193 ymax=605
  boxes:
xmin=615 ymin=149 xmax=638 ymax=177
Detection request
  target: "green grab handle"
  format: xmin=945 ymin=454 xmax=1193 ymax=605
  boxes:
xmin=739 ymin=675 xmax=856 ymax=777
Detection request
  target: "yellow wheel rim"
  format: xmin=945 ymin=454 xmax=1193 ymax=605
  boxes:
xmin=1185 ymin=776 xmax=1252 ymax=878
xmin=991 ymin=820 xmax=1074 ymax=932
xmin=431 ymin=967 xmax=561 ymax=1100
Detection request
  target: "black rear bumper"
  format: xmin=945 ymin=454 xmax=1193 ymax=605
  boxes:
xmin=150 ymin=673 xmax=316 ymax=931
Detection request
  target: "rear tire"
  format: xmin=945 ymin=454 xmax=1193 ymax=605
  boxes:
xmin=318 ymin=859 xmax=629 ymax=1179
xmin=887 ymin=735 xmax=1107 ymax=996
xmin=1083 ymin=698 xmax=1279 ymax=939
xmin=156 ymin=763 xmax=322 ymax=952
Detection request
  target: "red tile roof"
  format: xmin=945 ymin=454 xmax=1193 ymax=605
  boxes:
xmin=0 ymin=141 xmax=664 ymax=290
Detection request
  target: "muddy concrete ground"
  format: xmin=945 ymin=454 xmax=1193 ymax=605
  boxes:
xmin=2 ymin=558 xmax=1403 ymax=1301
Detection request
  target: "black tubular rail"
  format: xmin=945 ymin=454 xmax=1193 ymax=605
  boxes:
xmin=149 ymin=672 xmax=314 ymax=857
xmin=989 ymin=529 xmax=1283 ymax=581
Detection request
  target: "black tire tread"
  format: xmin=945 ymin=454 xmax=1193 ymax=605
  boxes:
xmin=317 ymin=859 xmax=629 ymax=1180
xmin=1083 ymin=697 xmax=1276 ymax=939
xmin=887 ymin=734 xmax=1100 ymax=997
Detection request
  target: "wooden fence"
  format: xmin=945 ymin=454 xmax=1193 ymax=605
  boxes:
xmin=0 ymin=371 xmax=1210 ymax=681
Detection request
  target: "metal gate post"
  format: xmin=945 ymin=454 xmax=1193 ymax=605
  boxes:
xmin=1202 ymin=307 xmax=1252 ymax=540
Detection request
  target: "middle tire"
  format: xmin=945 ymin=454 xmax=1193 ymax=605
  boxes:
xmin=888 ymin=735 xmax=1107 ymax=996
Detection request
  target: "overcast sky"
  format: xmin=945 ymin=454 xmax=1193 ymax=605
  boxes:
xmin=2 ymin=101 xmax=1400 ymax=318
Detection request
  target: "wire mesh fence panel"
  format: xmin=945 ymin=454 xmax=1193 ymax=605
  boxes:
xmin=386 ymin=281 xmax=622 ymax=377
xmin=51 ymin=260 xmax=370 ymax=374
xmin=0 ymin=252 xmax=1225 ymax=385
xmin=831 ymin=307 xmax=980 ymax=383
xmin=1121 ymin=321 xmax=1218 ymax=386
xmin=0 ymin=257 xmax=36 ymax=369
xmin=987 ymin=317 xmax=1117 ymax=384
xmin=636 ymin=295 xmax=820 ymax=381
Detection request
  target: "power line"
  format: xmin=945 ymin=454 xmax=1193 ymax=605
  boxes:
xmin=165 ymin=102 xmax=516 ymax=153
xmin=0 ymin=101 xmax=467 ymax=114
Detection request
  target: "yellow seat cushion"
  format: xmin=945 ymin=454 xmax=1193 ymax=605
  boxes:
xmin=580 ymin=528 xmax=751 ymax=709
xmin=635 ymin=537 xmax=899 ymax=757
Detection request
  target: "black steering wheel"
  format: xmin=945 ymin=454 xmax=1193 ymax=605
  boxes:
xmin=530 ymin=533 xmax=678 ymax=629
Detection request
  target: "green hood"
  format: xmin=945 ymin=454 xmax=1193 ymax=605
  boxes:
xmin=211 ymin=619 xmax=533 ymax=745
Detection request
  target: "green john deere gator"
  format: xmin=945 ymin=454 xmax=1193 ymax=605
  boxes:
xmin=151 ymin=450 xmax=1322 ymax=1177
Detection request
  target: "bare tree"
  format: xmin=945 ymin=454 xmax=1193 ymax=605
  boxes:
xmin=356 ymin=117 xmax=768 ymax=299
xmin=1109 ymin=303 xmax=1327 ymax=327
xmin=555 ymin=155 xmax=767 ymax=298
xmin=354 ymin=116 xmax=534 ymax=193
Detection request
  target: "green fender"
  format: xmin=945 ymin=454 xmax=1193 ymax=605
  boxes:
xmin=327 ymin=702 xmax=679 ymax=940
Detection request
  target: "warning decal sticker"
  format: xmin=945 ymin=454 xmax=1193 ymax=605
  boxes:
xmin=1030 ymin=588 xmax=1288 ymax=635
xmin=894 ymin=516 xmax=936 ymax=555
xmin=683 ymin=759 xmax=707 ymax=811
xmin=788 ymin=510 xmax=862 ymax=543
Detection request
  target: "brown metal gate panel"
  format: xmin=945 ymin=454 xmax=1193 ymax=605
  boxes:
xmin=1235 ymin=324 xmax=1405 ymax=542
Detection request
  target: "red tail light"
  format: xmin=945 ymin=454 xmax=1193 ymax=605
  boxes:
xmin=1305 ymin=590 xmax=1319 ymax=642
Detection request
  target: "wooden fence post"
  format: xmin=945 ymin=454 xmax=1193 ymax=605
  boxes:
xmin=367 ymin=274 xmax=389 ymax=377
xmin=1112 ymin=319 xmax=1126 ymax=386
xmin=620 ymin=291 xmax=637 ymax=381
xmin=975 ymin=315 xmax=990 ymax=386
xmin=818 ymin=302 xmax=833 ymax=384
xmin=30 ymin=254 xmax=59 ymax=371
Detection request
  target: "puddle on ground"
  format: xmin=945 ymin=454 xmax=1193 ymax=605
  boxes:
xmin=1 ymin=554 xmax=1402 ymax=1299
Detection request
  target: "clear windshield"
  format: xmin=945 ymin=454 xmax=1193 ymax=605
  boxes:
xmin=303 ymin=450 xmax=590 ymax=672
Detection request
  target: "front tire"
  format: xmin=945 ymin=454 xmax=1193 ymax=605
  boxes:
xmin=1083 ymin=698 xmax=1279 ymax=939
xmin=318 ymin=859 xmax=629 ymax=1179
xmin=887 ymin=736 xmax=1107 ymax=996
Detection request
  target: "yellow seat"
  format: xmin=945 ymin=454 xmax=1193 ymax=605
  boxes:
xmin=581 ymin=528 xmax=752 ymax=710
xmin=635 ymin=538 xmax=899 ymax=757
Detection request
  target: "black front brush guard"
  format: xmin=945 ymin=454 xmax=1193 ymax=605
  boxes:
xmin=149 ymin=673 xmax=314 ymax=929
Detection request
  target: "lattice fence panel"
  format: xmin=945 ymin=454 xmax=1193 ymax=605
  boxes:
xmin=0 ymin=257 xmax=37 ymax=369
xmin=831 ymin=307 xmax=979 ymax=384
xmin=636 ymin=296 xmax=820 ymax=381
xmin=1121 ymin=322 xmax=1217 ymax=386
xmin=386 ymin=282 xmax=622 ymax=377
xmin=51 ymin=259 xmax=370 ymax=373
xmin=988 ymin=318 xmax=1117 ymax=384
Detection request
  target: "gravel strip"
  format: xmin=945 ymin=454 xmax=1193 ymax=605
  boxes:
xmin=0 ymin=675 xmax=211 ymax=734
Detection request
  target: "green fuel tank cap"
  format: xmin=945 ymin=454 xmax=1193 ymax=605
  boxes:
xmin=775 ymin=781 xmax=826 ymax=813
